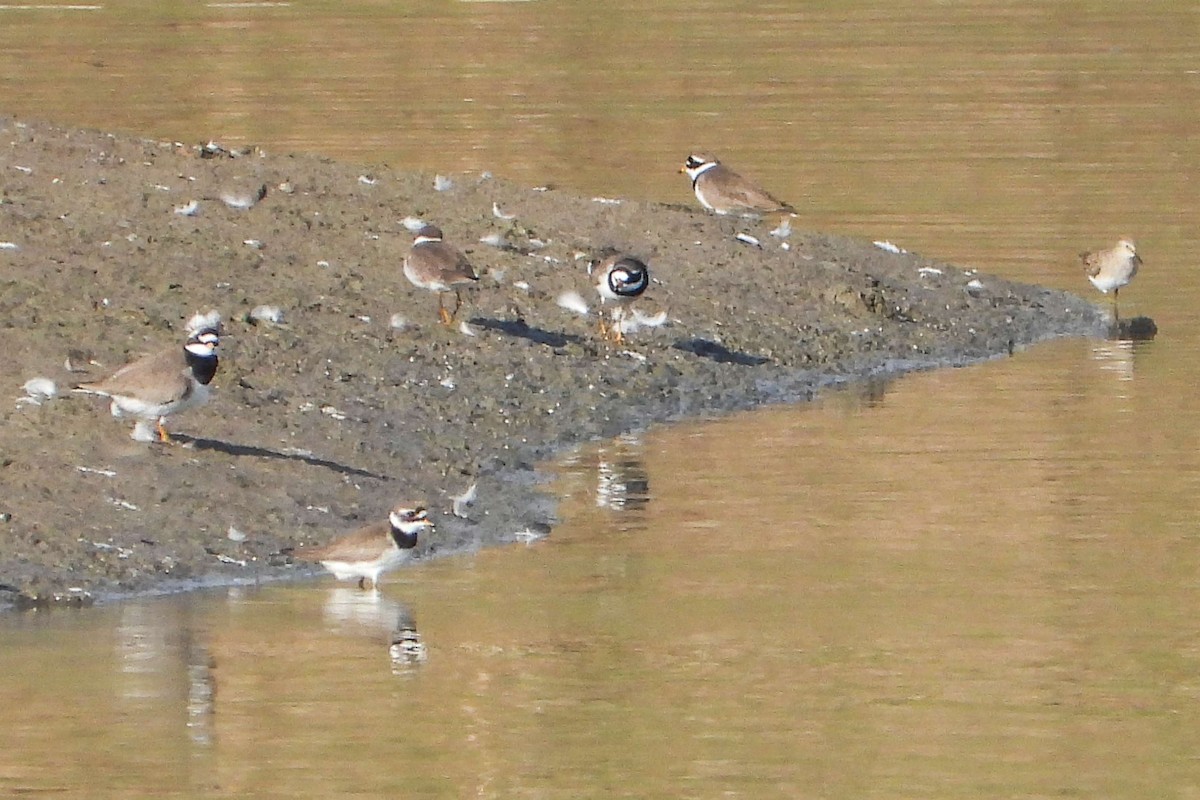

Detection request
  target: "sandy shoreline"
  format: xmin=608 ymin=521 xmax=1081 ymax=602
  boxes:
xmin=0 ymin=116 xmax=1107 ymax=608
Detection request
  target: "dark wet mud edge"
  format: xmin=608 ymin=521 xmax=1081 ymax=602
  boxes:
xmin=0 ymin=116 xmax=1109 ymax=610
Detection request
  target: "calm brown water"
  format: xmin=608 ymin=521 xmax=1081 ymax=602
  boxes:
xmin=3 ymin=1 xmax=1200 ymax=797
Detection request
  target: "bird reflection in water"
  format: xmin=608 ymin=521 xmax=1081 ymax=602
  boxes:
xmin=594 ymin=432 xmax=651 ymax=514
xmin=320 ymin=587 xmax=427 ymax=675
xmin=114 ymin=602 xmax=217 ymax=756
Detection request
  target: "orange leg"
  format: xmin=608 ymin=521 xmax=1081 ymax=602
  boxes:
xmin=156 ymin=418 xmax=171 ymax=443
xmin=609 ymin=310 xmax=626 ymax=346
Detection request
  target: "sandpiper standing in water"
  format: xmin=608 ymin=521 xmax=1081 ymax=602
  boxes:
xmin=1082 ymin=237 xmax=1141 ymax=316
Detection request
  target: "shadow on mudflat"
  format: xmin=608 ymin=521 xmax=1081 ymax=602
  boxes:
xmin=470 ymin=317 xmax=586 ymax=349
xmin=174 ymin=435 xmax=389 ymax=480
xmin=672 ymin=337 xmax=771 ymax=366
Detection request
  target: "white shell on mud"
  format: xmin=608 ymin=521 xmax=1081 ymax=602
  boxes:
xmin=556 ymin=291 xmax=590 ymax=316
xmin=452 ymin=482 xmax=478 ymax=518
xmin=250 ymin=305 xmax=284 ymax=325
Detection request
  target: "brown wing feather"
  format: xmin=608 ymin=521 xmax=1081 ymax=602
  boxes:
xmin=1080 ymin=249 xmax=1103 ymax=278
xmin=77 ymin=345 xmax=192 ymax=406
xmin=425 ymin=242 xmax=479 ymax=285
xmin=294 ymin=519 xmax=392 ymax=562
xmin=710 ymin=165 xmax=794 ymax=213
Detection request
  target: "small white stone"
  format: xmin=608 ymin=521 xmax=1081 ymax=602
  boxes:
xmin=249 ymin=305 xmax=284 ymax=325
xmin=452 ymin=482 xmax=478 ymax=518
xmin=320 ymin=405 xmax=348 ymax=421
xmin=219 ymin=191 xmax=259 ymax=210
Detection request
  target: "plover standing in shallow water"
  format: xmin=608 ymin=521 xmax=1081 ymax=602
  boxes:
xmin=74 ymin=310 xmax=221 ymax=442
xmin=680 ymin=154 xmax=795 ymax=218
xmin=403 ymin=225 xmax=480 ymax=325
xmin=1082 ymin=238 xmax=1141 ymax=315
xmin=293 ymin=505 xmax=433 ymax=590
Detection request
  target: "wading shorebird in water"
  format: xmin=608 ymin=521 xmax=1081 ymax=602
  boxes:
xmin=1082 ymin=237 xmax=1141 ymax=316
xmin=292 ymin=504 xmax=433 ymax=590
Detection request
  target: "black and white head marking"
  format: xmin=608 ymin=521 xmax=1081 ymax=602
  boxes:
xmin=683 ymin=154 xmax=720 ymax=183
xmin=389 ymin=506 xmax=432 ymax=538
xmin=185 ymin=330 xmax=220 ymax=358
xmin=413 ymin=225 xmax=445 ymax=245
xmin=606 ymin=259 xmax=649 ymax=299
xmin=184 ymin=329 xmax=220 ymax=385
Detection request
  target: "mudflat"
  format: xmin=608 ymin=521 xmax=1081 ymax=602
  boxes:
xmin=0 ymin=117 xmax=1104 ymax=608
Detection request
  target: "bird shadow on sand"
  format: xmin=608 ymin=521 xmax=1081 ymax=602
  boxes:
xmin=173 ymin=434 xmax=389 ymax=480
xmin=672 ymin=337 xmax=771 ymax=366
xmin=469 ymin=317 xmax=586 ymax=349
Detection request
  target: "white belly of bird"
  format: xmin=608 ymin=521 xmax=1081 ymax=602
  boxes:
xmin=597 ymin=285 xmax=637 ymax=305
xmin=693 ymin=184 xmax=720 ymax=214
xmin=1088 ymin=273 xmax=1128 ymax=294
xmin=110 ymin=382 xmax=210 ymax=421
xmin=403 ymin=259 xmax=450 ymax=292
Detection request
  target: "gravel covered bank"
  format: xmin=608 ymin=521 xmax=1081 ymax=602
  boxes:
xmin=0 ymin=117 xmax=1107 ymax=608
